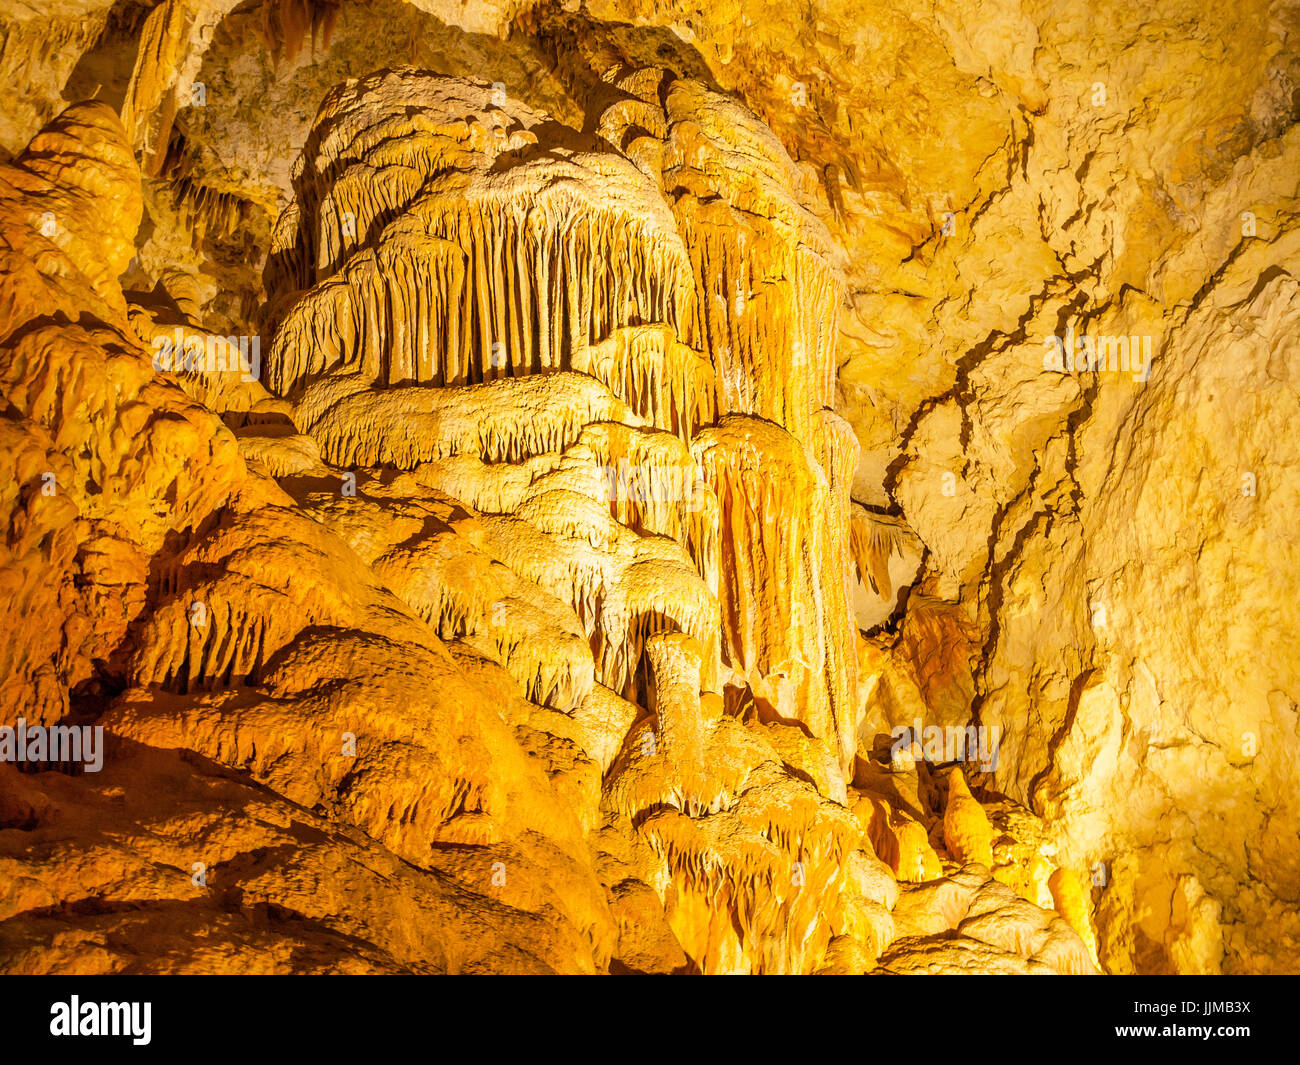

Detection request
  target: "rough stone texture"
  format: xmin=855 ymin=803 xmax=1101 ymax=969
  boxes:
xmin=0 ymin=0 xmax=1296 ymax=975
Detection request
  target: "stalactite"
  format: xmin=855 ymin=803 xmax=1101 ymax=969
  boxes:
xmin=118 ymin=0 xmax=183 ymax=159
xmin=570 ymin=324 xmax=716 ymax=443
xmin=167 ymin=174 xmax=249 ymax=242
xmin=0 ymin=0 xmax=1197 ymax=977
xmin=654 ymin=80 xmax=845 ymax=440
xmin=637 ymin=761 xmax=861 ymax=973
xmin=264 ymin=200 xmax=309 ymax=302
xmin=260 ymin=75 xmax=746 ymax=725
xmin=464 ymin=589 xmax=596 ymax=713
xmin=268 ymin=228 xmax=468 ymax=395
xmin=809 ymin=408 xmax=861 ymax=766
xmin=478 ymin=498 xmax=721 ymax=701
xmin=133 ymin=565 xmax=343 ymax=694
xmin=850 ymin=507 xmax=920 ymax=600
xmin=273 ymin=190 xmax=695 ymax=397
xmin=257 ymin=0 xmax=342 ymax=67
xmin=671 ymin=204 xmax=841 ymax=440
xmin=118 ymin=0 xmax=236 ymax=178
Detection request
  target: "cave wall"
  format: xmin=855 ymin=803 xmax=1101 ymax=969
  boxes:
xmin=0 ymin=0 xmax=1296 ymax=974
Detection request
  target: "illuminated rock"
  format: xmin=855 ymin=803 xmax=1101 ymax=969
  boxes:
xmin=942 ymin=768 xmax=994 ymax=869
xmin=0 ymin=0 xmax=1295 ymax=978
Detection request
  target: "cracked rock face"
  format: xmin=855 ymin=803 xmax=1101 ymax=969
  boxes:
xmin=0 ymin=0 xmax=1295 ymax=975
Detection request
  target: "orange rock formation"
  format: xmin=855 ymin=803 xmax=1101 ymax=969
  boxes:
xmin=0 ymin=0 xmax=1294 ymax=976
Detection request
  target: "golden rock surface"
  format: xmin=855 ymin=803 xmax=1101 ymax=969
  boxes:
xmin=0 ymin=0 xmax=1295 ymax=975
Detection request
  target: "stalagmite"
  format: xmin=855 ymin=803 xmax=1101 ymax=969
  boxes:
xmin=855 ymin=793 xmax=942 ymax=884
xmin=943 ymin=769 xmax=995 ymax=870
xmin=1049 ymin=867 xmax=1100 ymax=967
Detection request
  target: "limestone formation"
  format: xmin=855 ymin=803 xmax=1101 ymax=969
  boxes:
xmin=943 ymin=768 xmax=994 ymax=870
xmin=0 ymin=0 xmax=1295 ymax=978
